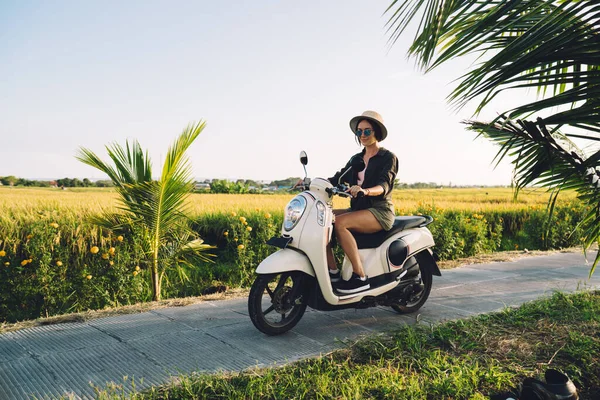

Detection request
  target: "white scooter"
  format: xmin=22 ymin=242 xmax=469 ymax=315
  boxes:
xmin=248 ymin=151 xmax=441 ymax=335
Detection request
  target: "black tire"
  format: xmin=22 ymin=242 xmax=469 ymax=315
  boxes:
xmin=390 ymin=259 xmax=433 ymax=314
xmin=248 ymin=272 xmax=308 ymax=335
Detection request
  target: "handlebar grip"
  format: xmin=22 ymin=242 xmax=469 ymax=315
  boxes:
xmin=356 ymin=191 xmax=365 ymax=198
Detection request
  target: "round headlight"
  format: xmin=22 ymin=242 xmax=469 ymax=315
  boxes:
xmin=284 ymin=196 xmax=307 ymax=231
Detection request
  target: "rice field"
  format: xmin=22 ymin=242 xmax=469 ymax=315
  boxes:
xmin=0 ymin=186 xmax=579 ymax=215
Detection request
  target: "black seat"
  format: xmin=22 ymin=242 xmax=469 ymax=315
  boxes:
xmin=352 ymin=216 xmax=430 ymax=249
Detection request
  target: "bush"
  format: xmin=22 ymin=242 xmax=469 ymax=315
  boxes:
xmin=0 ymin=202 xmax=586 ymax=322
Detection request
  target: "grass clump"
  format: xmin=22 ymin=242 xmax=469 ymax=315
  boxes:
xmin=95 ymin=290 xmax=600 ymax=400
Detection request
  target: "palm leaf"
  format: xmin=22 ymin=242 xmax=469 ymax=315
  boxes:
xmin=468 ymin=116 xmax=600 ymax=276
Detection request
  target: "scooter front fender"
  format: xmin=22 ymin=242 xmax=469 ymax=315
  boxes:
xmin=255 ymin=248 xmax=315 ymax=277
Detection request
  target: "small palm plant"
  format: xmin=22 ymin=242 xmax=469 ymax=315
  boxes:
xmin=76 ymin=121 xmax=214 ymax=300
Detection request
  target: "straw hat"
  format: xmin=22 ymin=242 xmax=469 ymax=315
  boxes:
xmin=349 ymin=110 xmax=388 ymax=141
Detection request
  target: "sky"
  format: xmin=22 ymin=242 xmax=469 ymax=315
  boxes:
xmin=1 ymin=0 xmax=530 ymax=185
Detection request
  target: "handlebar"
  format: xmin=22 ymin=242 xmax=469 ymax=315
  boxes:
xmin=325 ymin=186 xmax=352 ymax=198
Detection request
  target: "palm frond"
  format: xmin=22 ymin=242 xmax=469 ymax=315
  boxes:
xmin=467 ymin=116 xmax=600 ymax=275
xmin=385 ymin=0 xmax=600 ymax=133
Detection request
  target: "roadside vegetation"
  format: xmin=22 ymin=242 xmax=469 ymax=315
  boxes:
xmin=93 ymin=290 xmax=600 ymax=399
xmin=0 ymin=187 xmax=588 ymax=323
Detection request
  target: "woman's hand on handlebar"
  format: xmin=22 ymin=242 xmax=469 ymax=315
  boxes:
xmin=347 ymin=185 xmax=366 ymax=198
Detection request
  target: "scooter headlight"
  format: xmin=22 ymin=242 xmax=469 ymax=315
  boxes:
xmin=284 ymin=195 xmax=307 ymax=231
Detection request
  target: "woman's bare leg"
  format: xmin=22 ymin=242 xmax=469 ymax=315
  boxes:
xmin=327 ymin=209 xmax=351 ymax=271
xmin=334 ymin=210 xmax=382 ymax=277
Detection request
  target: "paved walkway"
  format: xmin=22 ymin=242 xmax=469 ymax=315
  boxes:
xmin=1 ymin=252 xmax=599 ymax=399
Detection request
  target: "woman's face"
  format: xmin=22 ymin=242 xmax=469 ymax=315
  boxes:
xmin=357 ymin=120 xmax=377 ymax=146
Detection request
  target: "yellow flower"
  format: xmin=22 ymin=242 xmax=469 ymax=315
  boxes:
xmin=26 ymin=234 xmax=33 ymax=240
xmin=515 ymin=244 xmax=519 ymax=250
xmin=108 ymin=247 xmax=115 ymax=256
xmin=223 ymin=231 xmax=229 ymax=236
xmin=135 ymin=266 xmax=141 ymax=271
xmin=237 ymin=244 xmax=245 ymax=250
xmin=21 ymin=260 xmax=29 ymax=266
xmin=230 ymin=211 xmax=237 ymax=217
xmin=90 ymin=246 xmax=99 ymax=254
xmin=268 ymin=224 xmax=273 ymax=228
xmin=86 ymin=275 xmax=93 ymax=280
xmin=234 ymin=238 xmax=238 ymax=242
xmin=0 ymin=250 xmax=5 ymax=257
xmin=133 ymin=270 xmax=139 ymax=276
xmin=4 ymin=262 xmax=9 ymax=266
xmin=56 ymin=261 xmax=63 ymax=267
xmin=243 ymin=221 xmax=248 ymax=226
xmin=239 ymin=216 xmax=246 ymax=223
xmin=264 ymin=213 xmax=271 ymax=219
xmin=117 ymin=235 xmax=124 ymax=242
xmin=50 ymin=222 xmax=59 ymax=228
xmin=255 ymin=208 xmax=260 ymax=211
xmin=246 ymin=226 xmax=252 ymax=232
xmin=101 ymin=253 xmax=109 ymax=260
xmin=109 ymin=261 xmax=114 ymax=266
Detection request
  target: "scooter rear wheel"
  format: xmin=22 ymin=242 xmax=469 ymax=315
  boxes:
xmin=390 ymin=259 xmax=433 ymax=314
xmin=248 ymin=272 xmax=308 ymax=335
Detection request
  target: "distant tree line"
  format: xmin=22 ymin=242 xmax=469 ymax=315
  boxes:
xmin=0 ymin=176 xmax=114 ymax=188
xmin=1 ymin=175 xmax=503 ymax=191
xmin=395 ymin=181 xmax=441 ymax=189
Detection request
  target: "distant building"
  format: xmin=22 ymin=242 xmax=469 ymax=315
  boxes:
xmin=194 ymin=182 xmax=211 ymax=190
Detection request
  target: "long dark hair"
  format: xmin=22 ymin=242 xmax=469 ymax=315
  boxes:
xmin=354 ymin=118 xmax=382 ymax=145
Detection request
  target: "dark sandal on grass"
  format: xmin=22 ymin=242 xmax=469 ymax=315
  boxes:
xmin=520 ymin=369 xmax=578 ymax=400
xmin=490 ymin=369 xmax=577 ymax=400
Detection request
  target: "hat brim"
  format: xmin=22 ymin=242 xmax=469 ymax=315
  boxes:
xmin=349 ymin=116 xmax=388 ymax=141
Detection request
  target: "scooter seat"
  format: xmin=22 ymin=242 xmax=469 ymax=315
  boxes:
xmin=352 ymin=216 xmax=429 ymax=249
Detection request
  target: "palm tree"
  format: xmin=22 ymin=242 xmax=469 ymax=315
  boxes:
xmin=385 ymin=0 xmax=600 ymax=274
xmin=76 ymin=121 xmax=214 ymax=300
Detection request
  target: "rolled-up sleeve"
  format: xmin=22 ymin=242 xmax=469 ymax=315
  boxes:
xmin=374 ymin=152 xmax=398 ymax=195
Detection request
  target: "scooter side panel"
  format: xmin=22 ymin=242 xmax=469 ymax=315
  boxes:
xmin=379 ymin=228 xmax=435 ymax=273
xmin=255 ymin=248 xmax=315 ymax=277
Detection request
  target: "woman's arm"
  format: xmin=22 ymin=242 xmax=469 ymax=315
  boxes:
xmin=372 ymin=152 xmax=398 ymax=195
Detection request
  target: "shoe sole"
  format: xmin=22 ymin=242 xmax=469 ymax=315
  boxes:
xmin=336 ymin=284 xmax=370 ymax=294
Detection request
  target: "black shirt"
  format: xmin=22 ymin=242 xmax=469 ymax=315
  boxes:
xmin=328 ymin=147 xmax=398 ymax=211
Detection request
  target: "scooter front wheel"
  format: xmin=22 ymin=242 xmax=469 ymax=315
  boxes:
xmin=248 ymin=272 xmax=308 ymax=335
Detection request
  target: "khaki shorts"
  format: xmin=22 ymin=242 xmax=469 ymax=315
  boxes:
xmin=367 ymin=202 xmax=395 ymax=231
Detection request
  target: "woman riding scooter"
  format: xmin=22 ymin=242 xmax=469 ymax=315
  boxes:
xmin=327 ymin=110 xmax=398 ymax=294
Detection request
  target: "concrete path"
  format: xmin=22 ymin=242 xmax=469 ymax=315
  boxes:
xmin=1 ymin=251 xmax=599 ymax=399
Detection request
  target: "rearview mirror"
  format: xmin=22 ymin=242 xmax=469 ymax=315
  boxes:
xmin=299 ymin=151 xmax=308 ymax=166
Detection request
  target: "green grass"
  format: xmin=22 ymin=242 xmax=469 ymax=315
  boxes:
xmin=94 ymin=290 xmax=600 ymax=400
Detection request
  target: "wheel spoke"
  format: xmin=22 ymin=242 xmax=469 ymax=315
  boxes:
xmin=281 ymin=312 xmax=287 ymax=322
xmin=263 ymin=305 xmax=275 ymax=315
xmin=266 ymin=286 xmax=274 ymax=299
xmin=274 ymin=273 xmax=289 ymax=293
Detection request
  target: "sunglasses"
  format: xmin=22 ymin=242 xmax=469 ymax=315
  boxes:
xmin=355 ymin=128 xmax=373 ymax=137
